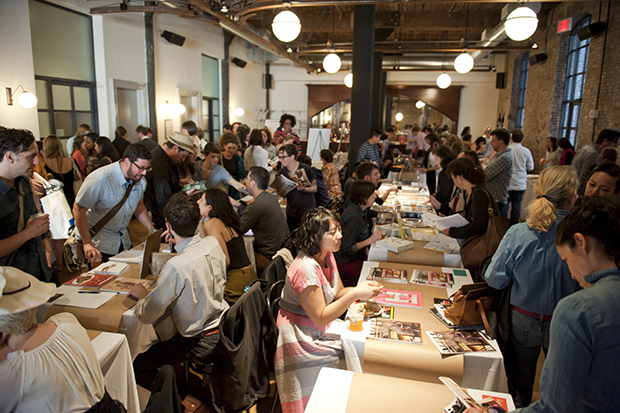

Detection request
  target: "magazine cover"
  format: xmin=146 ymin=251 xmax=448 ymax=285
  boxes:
xmin=427 ymin=330 xmax=495 ymax=357
xmin=293 ymin=168 xmax=311 ymax=187
xmin=369 ymin=319 xmax=423 ymax=345
xmin=64 ymin=273 xmax=117 ymax=288
xmin=271 ymin=174 xmax=298 ymax=194
xmin=99 ymin=278 xmax=155 ymax=294
xmin=410 ymin=269 xmax=454 ymax=287
xmin=369 ymin=267 xmax=408 ymax=284
xmin=375 ymin=289 xmax=423 ymax=309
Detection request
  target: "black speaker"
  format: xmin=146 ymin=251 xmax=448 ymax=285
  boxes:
xmin=529 ymin=53 xmax=548 ymax=66
xmin=577 ymin=21 xmax=606 ymax=41
xmin=232 ymin=57 xmax=247 ymax=68
xmin=161 ymin=30 xmax=185 ymax=47
xmin=495 ymin=72 xmax=506 ymax=89
xmin=263 ymin=74 xmax=273 ymax=90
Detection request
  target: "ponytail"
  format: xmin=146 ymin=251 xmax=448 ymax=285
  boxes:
xmin=527 ymin=166 xmax=578 ymax=232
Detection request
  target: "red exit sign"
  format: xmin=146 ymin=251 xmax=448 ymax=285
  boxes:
xmin=558 ymin=17 xmax=573 ymax=33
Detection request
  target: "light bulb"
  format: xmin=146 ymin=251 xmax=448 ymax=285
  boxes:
xmin=454 ymin=52 xmax=474 ymax=74
xmin=436 ymin=73 xmax=452 ymax=89
xmin=505 ymin=6 xmax=539 ymax=41
xmin=395 ymin=112 xmax=404 ymax=122
xmin=415 ymin=101 xmax=426 ymax=109
xmin=18 ymin=91 xmax=37 ymax=109
xmin=323 ymin=53 xmax=341 ymax=74
xmin=344 ymin=73 xmax=353 ymax=88
xmin=272 ymin=10 xmax=301 ymax=43
xmin=176 ymin=104 xmax=187 ymax=115
xmin=324 ymin=114 xmax=331 ymax=122
xmin=235 ymin=107 xmax=245 ymax=117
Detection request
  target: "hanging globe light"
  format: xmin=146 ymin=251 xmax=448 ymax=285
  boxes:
xmin=395 ymin=112 xmax=404 ymax=122
xmin=235 ymin=107 xmax=245 ymax=117
xmin=415 ymin=101 xmax=426 ymax=109
xmin=505 ymin=6 xmax=539 ymax=41
xmin=454 ymin=52 xmax=475 ymax=74
xmin=436 ymin=72 xmax=452 ymax=89
xmin=272 ymin=10 xmax=301 ymax=43
xmin=344 ymin=72 xmax=353 ymax=88
xmin=18 ymin=91 xmax=37 ymax=109
xmin=323 ymin=52 xmax=341 ymax=74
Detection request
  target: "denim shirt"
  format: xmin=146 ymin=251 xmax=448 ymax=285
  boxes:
xmin=484 ymin=210 xmax=578 ymax=315
xmin=517 ymin=266 xmax=620 ymax=413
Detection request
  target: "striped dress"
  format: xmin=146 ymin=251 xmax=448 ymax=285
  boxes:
xmin=274 ymin=252 xmax=345 ymax=413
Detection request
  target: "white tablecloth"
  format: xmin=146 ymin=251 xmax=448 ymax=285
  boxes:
xmin=92 ymin=332 xmax=141 ymax=413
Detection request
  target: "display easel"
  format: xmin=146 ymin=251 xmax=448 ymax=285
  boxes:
xmin=307 ymin=128 xmax=331 ymax=161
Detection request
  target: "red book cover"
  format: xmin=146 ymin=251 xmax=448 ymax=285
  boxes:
xmin=64 ymin=273 xmax=118 ymax=288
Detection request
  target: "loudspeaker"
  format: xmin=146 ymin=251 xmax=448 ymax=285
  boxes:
xmin=495 ymin=72 xmax=506 ymax=89
xmin=232 ymin=57 xmax=247 ymax=68
xmin=263 ymin=74 xmax=273 ymax=90
xmin=161 ymin=30 xmax=185 ymax=47
xmin=577 ymin=21 xmax=606 ymax=41
xmin=529 ymin=53 xmax=548 ymax=66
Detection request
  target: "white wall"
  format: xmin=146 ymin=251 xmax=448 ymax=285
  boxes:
xmin=0 ymin=0 xmax=39 ymax=136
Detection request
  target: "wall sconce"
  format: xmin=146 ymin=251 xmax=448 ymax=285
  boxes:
xmin=163 ymin=101 xmax=186 ymax=115
xmin=235 ymin=107 xmax=245 ymax=117
xmin=6 ymin=85 xmax=38 ymax=109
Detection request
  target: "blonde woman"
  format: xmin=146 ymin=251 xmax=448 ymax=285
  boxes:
xmin=483 ymin=166 xmax=580 ymax=408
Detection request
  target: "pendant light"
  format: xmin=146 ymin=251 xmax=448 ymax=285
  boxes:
xmin=344 ymin=72 xmax=353 ymax=88
xmin=437 ymin=73 xmax=452 ymax=89
xmin=272 ymin=9 xmax=301 ymax=43
xmin=323 ymin=52 xmax=341 ymax=74
xmin=454 ymin=52 xmax=474 ymax=74
xmin=505 ymin=6 xmax=539 ymax=41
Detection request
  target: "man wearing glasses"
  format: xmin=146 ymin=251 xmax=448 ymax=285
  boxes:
xmin=277 ymin=144 xmax=317 ymax=231
xmin=143 ymin=132 xmax=195 ymax=230
xmin=74 ymin=143 xmax=156 ymax=263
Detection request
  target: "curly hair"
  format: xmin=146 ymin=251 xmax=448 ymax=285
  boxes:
xmin=279 ymin=113 xmax=297 ymax=129
xmin=203 ymin=188 xmax=241 ymax=234
xmin=218 ymin=132 xmax=240 ymax=151
xmin=294 ymin=207 xmax=338 ymax=256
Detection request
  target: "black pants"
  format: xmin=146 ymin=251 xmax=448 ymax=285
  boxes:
xmin=133 ymin=332 xmax=220 ymax=390
xmin=286 ymin=215 xmax=302 ymax=233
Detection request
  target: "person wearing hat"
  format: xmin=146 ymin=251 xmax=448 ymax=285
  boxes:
xmin=74 ymin=143 xmax=156 ymax=263
xmin=0 ymin=266 xmax=125 ymax=412
xmin=143 ymin=131 xmax=195 ymax=230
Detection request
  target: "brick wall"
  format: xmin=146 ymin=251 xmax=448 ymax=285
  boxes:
xmin=498 ymin=2 xmax=619 ymax=173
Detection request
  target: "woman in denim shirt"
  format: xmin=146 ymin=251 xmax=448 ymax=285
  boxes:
xmin=468 ymin=196 xmax=620 ymax=413
xmin=484 ymin=166 xmax=580 ymax=407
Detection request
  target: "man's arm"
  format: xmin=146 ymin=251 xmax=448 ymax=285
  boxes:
xmin=485 ymin=155 xmax=505 ymax=181
xmin=299 ymin=179 xmax=317 ymax=194
xmin=526 ymin=150 xmax=535 ymax=172
xmin=134 ymin=200 xmax=155 ymax=233
xmin=0 ymin=215 xmax=49 ymax=259
xmin=239 ymin=202 xmax=260 ymax=234
xmin=73 ymin=202 xmax=101 ymax=262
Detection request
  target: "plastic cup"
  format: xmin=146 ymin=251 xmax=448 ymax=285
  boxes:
xmin=349 ymin=314 xmax=364 ymax=332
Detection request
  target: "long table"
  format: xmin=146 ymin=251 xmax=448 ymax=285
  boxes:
xmin=339 ymin=261 xmax=508 ymax=392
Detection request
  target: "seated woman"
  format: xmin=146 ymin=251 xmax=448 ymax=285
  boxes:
xmin=484 ymin=166 xmax=580 ymax=407
xmin=428 ymin=145 xmax=456 ymax=216
xmin=193 ymin=143 xmax=246 ymax=194
xmin=335 ymin=180 xmax=383 ymax=285
xmin=442 ymin=158 xmax=499 ymax=240
xmin=583 ymin=162 xmax=620 ymax=197
xmin=244 ymin=129 xmax=269 ymax=171
xmin=467 ymin=196 xmax=620 ymax=413
xmin=275 ymin=208 xmax=381 ymax=413
xmin=0 ymin=266 xmax=124 ymax=412
xmin=197 ymin=189 xmax=256 ymax=305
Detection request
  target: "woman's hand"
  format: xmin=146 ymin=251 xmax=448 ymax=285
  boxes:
xmin=539 ymin=158 xmax=546 ymax=167
xmin=352 ymin=281 xmax=381 ymax=301
xmin=429 ymin=195 xmax=440 ymax=209
xmin=369 ymin=230 xmax=383 ymax=243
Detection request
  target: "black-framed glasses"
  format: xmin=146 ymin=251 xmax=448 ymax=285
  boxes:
xmin=132 ymin=161 xmax=152 ymax=172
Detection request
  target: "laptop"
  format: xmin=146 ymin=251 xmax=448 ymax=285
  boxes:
xmin=139 ymin=228 xmax=163 ymax=279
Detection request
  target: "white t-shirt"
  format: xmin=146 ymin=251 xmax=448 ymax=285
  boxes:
xmin=0 ymin=313 xmax=105 ymax=413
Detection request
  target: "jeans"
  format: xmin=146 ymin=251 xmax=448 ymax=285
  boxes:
xmin=507 ymin=190 xmax=525 ymax=226
xmin=497 ymin=202 xmax=508 ymax=219
xmin=508 ymin=308 xmax=551 ymax=408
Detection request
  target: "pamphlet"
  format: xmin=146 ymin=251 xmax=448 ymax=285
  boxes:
xmin=53 ymin=290 xmax=117 ymax=309
xmin=108 ymin=250 xmax=144 ymax=264
xmin=314 ymin=319 xmax=344 ymax=350
xmin=422 ymin=211 xmax=469 ymax=231
xmin=368 ymin=267 xmax=408 ymax=284
xmin=99 ymin=277 xmax=154 ymax=294
xmin=376 ymin=236 xmax=415 ymax=253
xmin=91 ymin=262 xmax=130 ymax=276
xmin=427 ymin=330 xmax=495 ymax=358
xmin=375 ymin=289 xmax=423 ymax=309
xmin=64 ymin=273 xmax=117 ymax=288
xmin=293 ymin=168 xmax=311 ymax=187
xmin=369 ymin=319 xmax=423 ymax=345
xmin=410 ymin=269 xmax=454 ymax=287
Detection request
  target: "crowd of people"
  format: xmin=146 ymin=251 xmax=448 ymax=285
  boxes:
xmin=0 ymin=117 xmax=619 ymax=413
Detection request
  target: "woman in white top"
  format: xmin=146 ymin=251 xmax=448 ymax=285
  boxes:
xmin=539 ymin=137 xmax=563 ymax=169
xmin=244 ymin=129 xmax=269 ymax=171
xmin=0 ymin=266 xmax=120 ymax=413
xmin=261 ymin=127 xmax=277 ymax=160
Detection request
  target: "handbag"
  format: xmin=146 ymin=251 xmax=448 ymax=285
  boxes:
xmin=460 ymin=189 xmax=510 ymax=273
xmin=72 ymin=158 xmax=83 ymax=194
xmin=444 ymin=282 xmax=495 ymax=338
xmin=37 ymin=173 xmax=74 ymax=240
xmin=63 ymin=182 xmax=134 ymax=271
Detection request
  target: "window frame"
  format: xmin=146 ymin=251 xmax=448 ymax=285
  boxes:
xmin=515 ymin=51 xmax=530 ymax=130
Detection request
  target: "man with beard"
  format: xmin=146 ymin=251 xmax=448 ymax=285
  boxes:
xmin=0 ymin=127 xmax=54 ymax=282
xmin=73 ymin=143 xmax=156 ymax=263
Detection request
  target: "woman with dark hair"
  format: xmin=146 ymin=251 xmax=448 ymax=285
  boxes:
xmin=275 ymin=207 xmax=381 ymax=413
xmin=382 ymin=144 xmax=398 ymax=177
xmin=461 ymin=126 xmax=471 ymax=137
xmin=335 ymin=180 xmax=383 ymax=284
xmin=475 ymin=136 xmax=488 ymax=155
xmin=557 ymin=138 xmax=575 ymax=166
xmin=218 ymin=132 xmax=247 ymax=200
xmin=95 ymin=136 xmax=120 ymax=162
xmin=262 ymin=127 xmax=277 ymax=159
xmin=442 ymin=158 xmax=499 ymax=240
xmin=194 ymin=143 xmax=246 ymax=193
xmin=71 ymin=134 xmax=87 ymax=178
xmin=539 ymin=137 xmax=562 ymax=169
xmin=83 ymin=132 xmax=98 ymax=159
xmin=273 ymin=113 xmax=301 ymax=155
xmin=198 ymin=188 xmax=256 ymax=305
xmin=428 ymin=146 xmax=456 ymax=216
xmin=244 ymin=129 xmax=269 ymax=170
xmin=112 ymin=125 xmax=130 ymax=157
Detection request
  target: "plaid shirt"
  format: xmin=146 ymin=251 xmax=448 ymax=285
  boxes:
xmin=357 ymin=141 xmax=382 ymax=164
xmin=322 ymin=162 xmax=342 ymax=198
xmin=486 ymin=148 xmax=513 ymax=204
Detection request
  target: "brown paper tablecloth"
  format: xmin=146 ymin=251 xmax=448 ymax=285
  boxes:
xmin=86 ymin=329 xmax=102 ymax=341
xmin=363 ymin=262 xmax=464 ymax=384
xmin=345 ymin=372 xmax=455 ymax=412
xmin=386 ymin=240 xmax=446 ymax=266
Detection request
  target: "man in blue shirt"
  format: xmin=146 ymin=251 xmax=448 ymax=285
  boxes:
xmin=73 ymin=143 xmax=156 ymax=263
xmin=356 ymin=129 xmax=382 ymax=166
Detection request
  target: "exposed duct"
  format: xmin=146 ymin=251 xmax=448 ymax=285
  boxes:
xmin=303 ymin=54 xmax=489 ymax=71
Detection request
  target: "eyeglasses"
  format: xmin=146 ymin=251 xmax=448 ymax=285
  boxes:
xmin=278 ymin=155 xmax=291 ymax=160
xmin=132 ymin=161 xmax=152 ymax=172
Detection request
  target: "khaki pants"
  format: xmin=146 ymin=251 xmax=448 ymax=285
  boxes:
xmin=254 ymin=251 xmax=272 ymax=271
xmin=224 ymin=265 xmax=257 ymax=306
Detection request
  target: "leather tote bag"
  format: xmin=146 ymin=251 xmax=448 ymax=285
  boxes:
xmin=444 ymin=282 xmax=495 ymax=337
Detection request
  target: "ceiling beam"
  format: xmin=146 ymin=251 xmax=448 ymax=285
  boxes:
xmin=294 ymin=45 xmax=533 ymax=55
xmin=89 ymin=3 xmax=219 ymax=24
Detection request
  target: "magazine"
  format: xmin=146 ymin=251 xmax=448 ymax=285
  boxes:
xmin=271 ymin=174 xmax=298 ymax=195
xmin=367 ymin=267 xmax=408 ymax=284
xmin=375 ymin=289 xmax=423 ymax=309
xmin=293 ymin=168 xmax=311 ymax=187
xmin=376 ymin=236 xmax=415 ymax=253
xmin=369 ymin=319 xmax=423 ymax=345
xmin=410 ymin=269 xmax=454 ymax=287
xmin=440 ymin=377 xmax=487 ymax=412
xmin=427 ymin=330 xmax=495 ymax=358
xmin=91 ymin=262 xmax=130 ymax=276
xmin=99 ymin=277 xmax=155 ymax=294
xmin=64 ymin=273 xmax=117 ymax=288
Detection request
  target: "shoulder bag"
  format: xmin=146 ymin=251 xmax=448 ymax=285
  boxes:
xmin=444 ymin=282 xmax=495 ymax=338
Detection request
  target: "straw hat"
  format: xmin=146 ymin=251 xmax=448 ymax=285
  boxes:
xmin=167 ymin=132 xmax=195 ymax=153
xmin=0 ymin=267 xmax=57 ymax=315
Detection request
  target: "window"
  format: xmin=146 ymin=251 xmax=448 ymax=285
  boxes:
xmin=202 ymin=55 xmax=221 ymax=143
xmin=559 ymin=17 xmax=591 ymax=147
xmin=515 ymin=52 xmax=530 ymax=130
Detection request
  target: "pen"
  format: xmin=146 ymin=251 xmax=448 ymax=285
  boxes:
xmin=78 ymin=291 xmax=100 ymax=294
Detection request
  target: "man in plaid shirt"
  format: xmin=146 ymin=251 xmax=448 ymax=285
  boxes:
xmin=320 ymin=149 xmax=342 ymax=199
xmin=356 ymin=129 xmax=382 ymax=166
xmin=486 ymin=128 xmax=513 ymax=217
